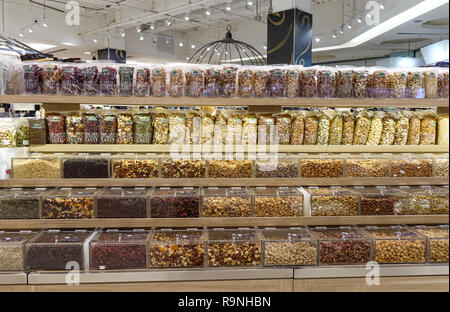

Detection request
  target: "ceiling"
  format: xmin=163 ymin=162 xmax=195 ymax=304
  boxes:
xmin=1 ymin=0 xmax=448 ymax=64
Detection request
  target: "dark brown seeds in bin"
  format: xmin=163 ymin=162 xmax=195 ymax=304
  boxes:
xmin=63 ymin=159 xmax=109 ymax=178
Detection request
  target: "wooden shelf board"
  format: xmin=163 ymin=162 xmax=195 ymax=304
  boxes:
xmin=1 ymin=177 xmax=448 ymax=188
xmin=28 ymin=144 xmax=450 ymax=153
xmin=0 ymin=215 xmax=447 ymax=230
xmin=0 ymin=95 xmax=448 ymax=108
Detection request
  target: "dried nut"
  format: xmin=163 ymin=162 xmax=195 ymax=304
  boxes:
xmin=13 ymin=158 xmax=61 ymax=179
xmin=410 ymin=195 xmax=449 ymax=215
xmin=151 ymin=67 xmax=167 ymax=96
xmin=317 ymin=70 xmax=336 ymax=98
xmin=112 ymin=159 xmax=158 ymax=178
xmin=264 ymin=242 xmax=317 ymax=266
xmin=301 ymin=69 xmax=317 ymax=97
xmin=208 ymin=242 xmax=261 ymax=266
xmin=420 ymin=115 xmax=437 ymax=145
xmin=342 ymin=113 xmax=355 ymax=145
xmin=119 ymin=66 xmax=134 ymax=96
xmin=203 ymin=196 xmax=251 ymax=217
xmin=133 ymin=114 xmax=152 ymax=144
xmin=270 ymin=69 xmax=286 ymax=97
xmin=407 ymin=115 xmax=421 ymax=145
xmin=186 ymin=112 xmax=201 ymax=144
xmin=370 ymin=70 xmax=389 ymax=98
xmin=242 ymin=114 xmax=258 ymax=145
xmin=160 ymin=159 xmax=206 ymax=178
xmin=424 ymin=71 xmax=438 ymax=98
xmin=303 ymin=115 xmax=319 ymax=145
xmin=316 ymin=114 xmax=330 ymax=145
xmin=169 ymin=68 xmax=184 ymax=97
xmin=366 ymin=115 xmax=383 ymax=145
xmin=220 ymin=67 xmax=237 ymax=97
xmin=310 ymin=194 xmax=358 ymax=216
xmin=437 ymin=114 xmax=449 ymax=145
xmin=185 ymin=68 xmax=204 ymax=97
xmin=0 ymin=246 xmax=24 ymax=271
xmin=435 ymin=159 xmax=449 ymax=177
xmin=375 ymin=240 xmax=425 ymax=264
xmin=406 ymin=72 xmax=424 ymax=98
xmin=65 ymin=113 xmax=84 ymax=144
xmin=200 ymin=114 xmax=215 ymax=144
xmin=286 ymin=70 xmax=300 ymax=97
xmin=168 ymin=113 xmax=187 ymax=144
xmin=387 ymin=72 xmax=407 ymax=98
xmin=238 ymin=69 xmax=254 ymax=97
xmin=257 ymin=114 xmax=275 ymax=145
xmin=117 ymin=114 xmax=133 ymax=144
xmin=346 ymin=159 xmax=389 ymax=177
xmin=227 ymin=115 xmax=243 ymax=145
xmin=208 ymin=160 xmax=252 ymax=178
xmin=360 ymin=196 xmax=408 ymax=215
xmin=275 ymin=114 xmax=292 ymax=145
xmin=135 ymin=68 xmax=150 ymax=96
xmin=391 ymin=159 xmax=432 ymax=177
xmin=438 ymin=71 xmax=449 ymax=98
xmin=393 ymin=116 xmax=410 ymax=145
xmin=336 ymin=70 xmax=352 ymax=98
xmin=255 ymin=161 xmax=298 ymax=178
xmin=290 ymin=115 xmax=305 ymax=145
xmin=329 ymin=114 xmax=343 ymax=145
xmin=153 ymin=113 xmax=169 ymax=144
xmin=414 ymin=228 xmax=448 ymax=263
xmin=42 ymin=197 xmax=94 ymax=219
xmin=380 ymin=116 xmax=396 ymax=145
xmin=352 ymin=70 xmax=368 ymax=98
xmin=301 ymin=159 xmax=344 ymax=178
xmin=254 ymin=196 xmax=303 ymax=217
xmin=254 ymin=69 xmax=270 ymax=97
xmin=353 ymin=115 xmax=370 ymax=145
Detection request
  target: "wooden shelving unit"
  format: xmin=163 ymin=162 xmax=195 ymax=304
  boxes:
xmin=1 ymin=177 xmax=448 ymax=188
xmin=0 ymin=215 xmax=447 ymax=230
xmin=1 ymin=95 xmax=448 ymax=108
xmin=28 ymin=144 xmax=450 ymax=153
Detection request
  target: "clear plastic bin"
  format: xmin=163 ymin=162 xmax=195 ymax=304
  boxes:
xmin=95 ymin=188 xmax=148 ymax=218
xmin=0 ymin=231 xmax=35 ymax=271
xmin=208 ymin=160 xmax=252 ymax=178
xmin=413 ymin=225 xmax=448 ymax=263
xmin=25 ymin=230 xmax=93 ymax=271
xmin=41 ymin=188 xmax=97 ymax=219
xmin=300 ymin=157 xmax=344 ymax=178
xmin=403 ymin=186 xmax=449 ymax=215
xmin=356 ymin=187 xmax=409 ymax=215
xmin=345 ymin=155 xmax=390 ymax=177
xmin=149 ymin=228 xmax=205 ymax=268
xmin=309 ymin=226 xmax=372 ymax=265
xmin=62 ymin=156 xmax=109 ymax=178
xmin=261 ymin=227 xmax=318 ymax=266
xmin=90 ymin=229 xmax=150 ymax=270
xmin=0 ymin=188 xmax=46 ymax=219
xmin=253 ymin=187 xmax=303 ymax=217
xmin=150 ymin=188 xmax=200 ymax=218
xmin=112 ymin=156 xmax=159 ymax=178
xmin=207 ymin=228 xmax=262 ymax=267
xmin=305 ymin=187 xmax=359 ymax=216
xmin=255 ymin=158 xmax=299 ymax=178
xmin=12 ymin=156 xmax=61 ymax=179
xmin=160 ymin=158 xmax=206 ymax=178
xmin=363 ymin=226 xmax=426 ymax=264
xmin=390 ymin=155 xmax=433 ymax=177
xmin=202 ymin=188 xmax=252 ymax=217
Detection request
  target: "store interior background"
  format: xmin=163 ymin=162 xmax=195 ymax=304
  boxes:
xmin=0 ymin=0 xmax=448 ymax=67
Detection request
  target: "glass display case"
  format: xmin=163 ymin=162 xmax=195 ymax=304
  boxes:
xmin=207 ymin=228 xmax=262 ymax=267
xmin=95 ymin=188 xmax=149 ymax=218
xmin=355 ymin=187 xmax=409 ymax=215
xmin=41 ymin=188 xmax=97 ymax=219
xmin=90 ymin=229 xmax=150 ymax=270
xmin=11 ymin=156 xmax=61 ymax=179
xmin=150 ymin=188 xmax=200 ymax=218
xmin=434 ymin=154 xmax=449 ymax=177
xmin=309 ymin=226 xmax=372 ymax=265
xmin=62 ymin=156 xmax=109 ymax=178
xmin=252 ymin=187 xmax=303 ymax=217
xmin=305 ymin=187 xmax=359 ymax=216
xmin=202 ymin=188 xmax=252 ymax=217
xmin=148 ymin=228 xmax=206 ymax=268
xmin=0 ymin=231 xmax=35 ymax=271
xmin=0 ymin=188 xmax=46 ymax=219
xmin=363 ymin=226 xmax=426 ymax=264
xmin=261 ymin=227 xmax=318 ymax=266
xmin=25 ymin=230 xmax=93 ymax=271
xmin=413 ymin=225 xmax=449 ymax=263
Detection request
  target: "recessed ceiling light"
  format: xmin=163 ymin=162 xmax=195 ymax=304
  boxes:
xmin=136 ymin=26 xmax=141 ymax=33
xmin=263 ymin=45 xmax=267 ymax=50
xmin=247 ymin=1 xmax=253 ymax=5
xmin=357 ymin=17 xmax=362 ymax=23
xmin=339 ymin=29 xmax=344 ymax=34
xmin=28 ymin=28 xmax=33 ymax=33
xmin=184 ymin=15 xmax=190 ymax=21
xmin=93 ymin=39 xmax=98 ymax=43
xmin=84 ymin=51 xmax=91 ymax=55
xmin=139 ymin=35 xmax=144 ymax=41
xmin=62 ymin=42 xmax=75 ymax=46
xmin=191 ymin=44 xmax=196 ymax=49
xmin=315 ymin=37 xmax=321 ymax=42
xmin=205 ymin=10 xmax=211 ymax=15
xmin=347 ymin=23 xmax=352 ymax=29
xmin=332 ymin=34 xmax=337 ymax=38
xmin=42 ymin=22 xmax=48 ymax=28
xmin=179 ymin=42 xmax=184 ymax=47
xmin=225 ymin=5 xmax=231 ymax=11
xmin=24 ymin=42 xmax=57 ymax=50
xmin=150 ymin=24 xmax=155 ymax=30
xmin=380 ymin=4 xmax=385 ymax=10
xmin=19 ymin=32 xmax=24 ymax=37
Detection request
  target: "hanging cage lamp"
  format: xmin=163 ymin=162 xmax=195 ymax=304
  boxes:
xmin=188 ymin=25 xmax=266 ymax=65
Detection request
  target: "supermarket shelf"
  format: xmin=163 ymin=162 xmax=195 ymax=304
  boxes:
xmin=294 ymin=265 xmax=449 ymax=279
xmin=0 ymin=272 xmax=27 ymax=285
xmin=0 ymin=215 xmax=447 ymax=230
xmin=0 ymin=95 xmax=448 ymax=108
xmin=28 ymin=144 xmax=450 ymax=153
xmin=1 ymin=177 xmax=448 ymax=188
xmin=28 ymin=268 xmax=293 ymax=285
